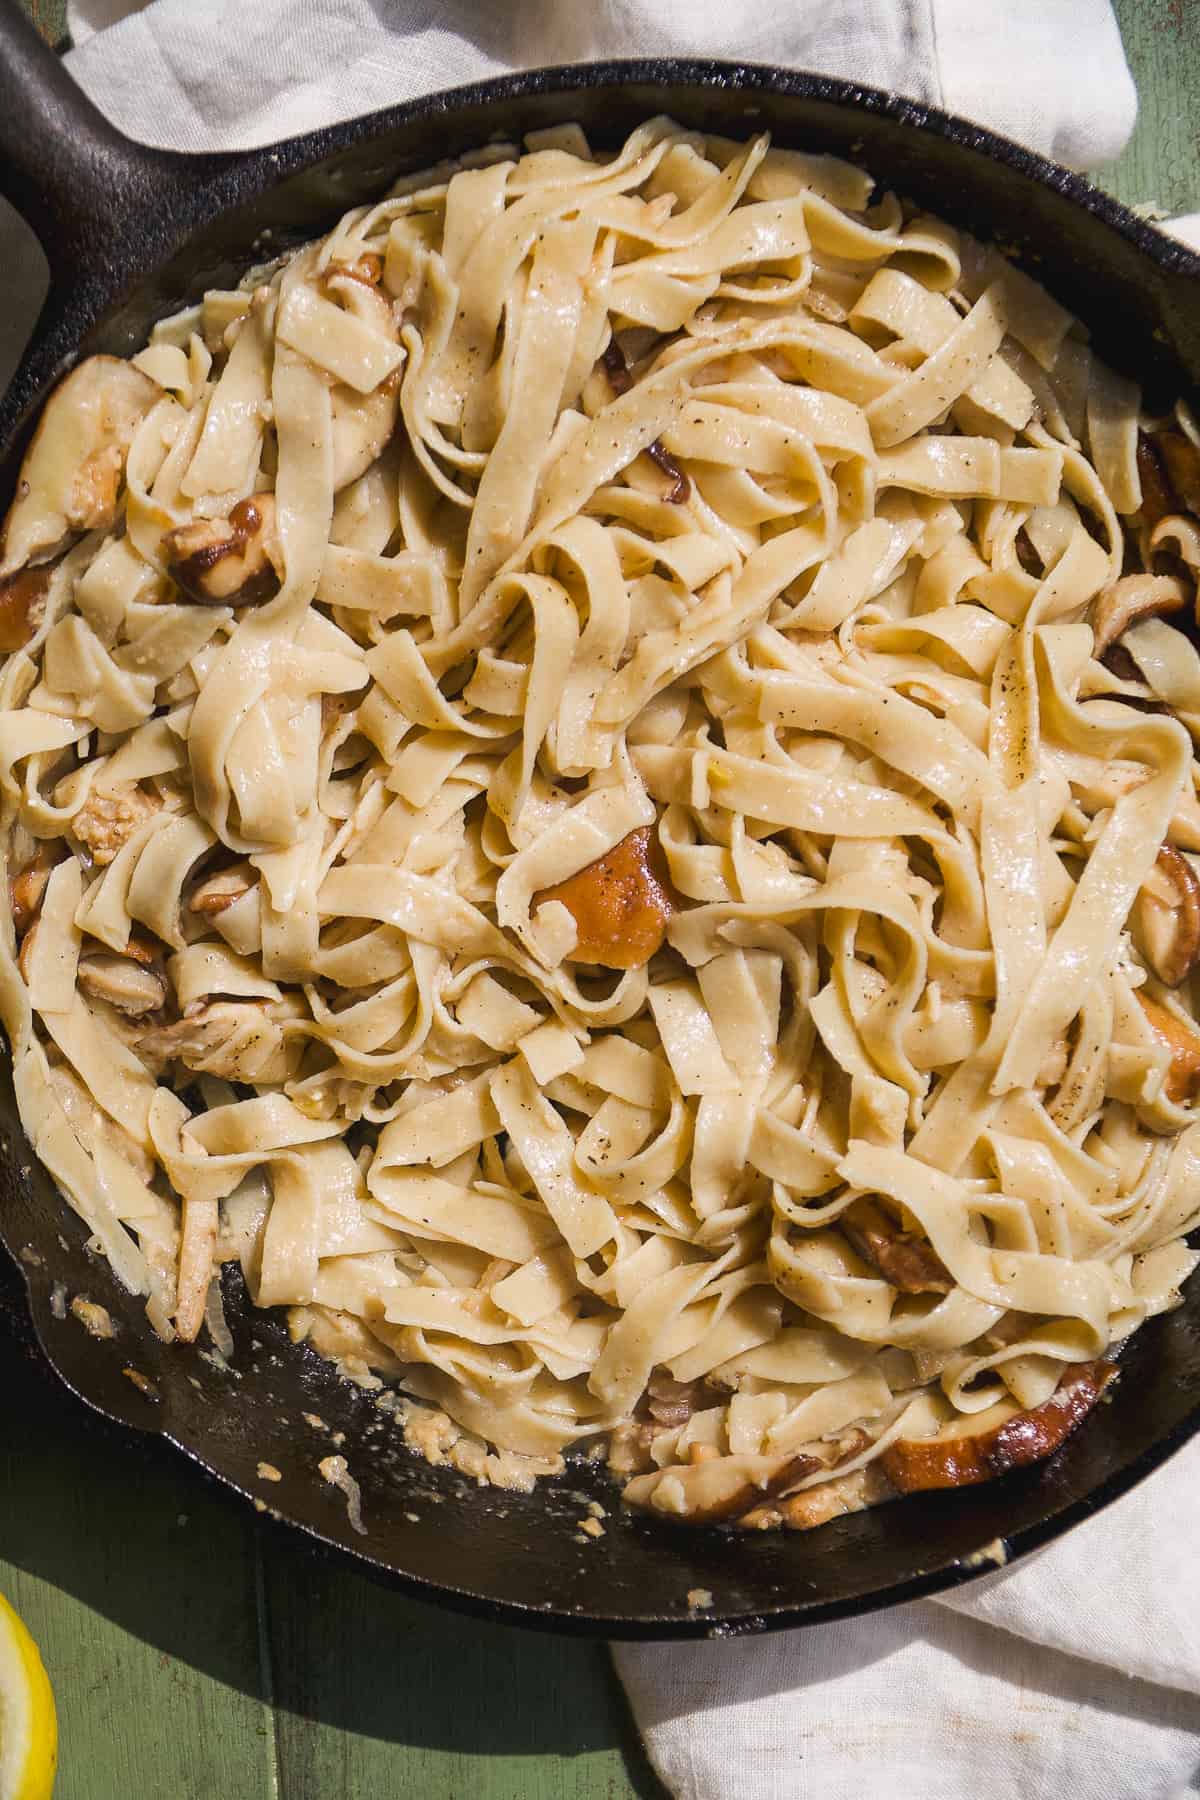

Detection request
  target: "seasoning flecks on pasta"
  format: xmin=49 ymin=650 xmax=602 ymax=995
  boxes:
xmin=2 ymin=119 xmax=1199 ymax=1530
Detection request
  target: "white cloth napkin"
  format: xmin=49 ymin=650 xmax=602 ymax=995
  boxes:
xmin=60 ymin=0 xmax=1136 ymax=167
xmin=615 ymin=1448 xmax=1200 ymax=1798
xmin=3 ymin=4 xmax=1198 ymax=1795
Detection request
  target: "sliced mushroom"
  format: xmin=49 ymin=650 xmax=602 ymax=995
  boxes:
xmin=780 ymin=1463 xmax=895 ymax=1531
xmin=1137 ymin=433 xmax=1176 ymax=530
xmin=78 ymin=952 xmax=169 ymax=1017
xmin=623 ymin=1449 xmax=824 ymax=1526
xmin=72 ymin=783 xmax=161 ymax=867
xmin=643 ymin=1371 xmax=712 ymax=1428
xmin=164 ymin=494 xmax=283 ymax=606
xmin=1090 ymin=574 xmax=1187 ymax=656
xmin=1014 ymin=527 xmax=1042 ymax=576
xmin=17 ymin=918 xmax=39 ymax=985
xmin=1135 ymin=991 xmax=1200 ymax=1103
xmin=738 ymin=1430 xmax=877 ymax=1529
xmin=1156 ymin=431 xmax=1200 ymax=516
xmin=535 ymin=825 xmax=675 ymax=970
xmin=137 ymin=999 xmax=282 ymax=1083
xmin=602 ymin=340 xmax=635 ymax=396
xmin=1149 ymin=513 xmax=1200 ymax=578
xmin=0 ymin=564 xmax=52 ymax=653
xmin=122 ymin=928 xmax=164 ymax=968
xmin=645 ymin=437 xmax=691 ymax=504
xmin=188 ymin=864 xmax=256 ymax=917
xmin=10 ymin=844 xmax=55 ymax=936
xmin=0 ymin=357 xmax=160 ymax=575
xmin=331 ymin=373 xmax=402 ymax=491
xmin=602 ymin=340 xmax=690 ymax=503
xmin=841 ymin=1197 xmax=952 ymax=1294
xmin=880 ymin=1359 xmax=1116 ymax=1493
xmin=1132 ymin=845 xmax=1200 ymax=987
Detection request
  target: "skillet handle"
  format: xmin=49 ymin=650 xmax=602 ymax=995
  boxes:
xmin=0 ymin=1 xmax=152 ymax=274
xmin=0 ymin=0 xmax=246 ymax=283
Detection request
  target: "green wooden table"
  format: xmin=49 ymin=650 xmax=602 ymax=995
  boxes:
xmin=3 ymin=4 xmax=1197 ymax=1795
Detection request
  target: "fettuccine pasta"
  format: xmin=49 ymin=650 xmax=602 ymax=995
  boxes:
xmin=2 ymin=119 xmax=1199 ymax=1530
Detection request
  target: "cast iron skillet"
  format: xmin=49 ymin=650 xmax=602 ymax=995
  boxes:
xmin=1 ymin=3 xmax=1199 ymax=1641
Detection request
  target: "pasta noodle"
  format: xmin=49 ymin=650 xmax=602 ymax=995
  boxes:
xmin=2 ymin=119 xmax=1199 ymax=1530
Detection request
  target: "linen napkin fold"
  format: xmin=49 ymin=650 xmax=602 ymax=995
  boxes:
xmin=3 ymin=3 xmax=1198 ymax=1796
xmin=62 ymin=0 xmax=1136 ymax=168
xmin=614 ymin=1444 xmax=1200 ymax=1799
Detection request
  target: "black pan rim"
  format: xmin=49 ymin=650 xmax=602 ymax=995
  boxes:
xmin=2 ymin=47 xmax=1199 ymax=1638
xmin=296 ymin=55 xmax=1200 ymax=276
xmin=11 ymin=1242 xmax=1200 ymax=1639
xmin=138 ymin=1377 xmax=1200 ymax=1637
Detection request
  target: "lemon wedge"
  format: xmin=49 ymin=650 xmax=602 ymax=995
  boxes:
xmin=0 ymin=1594 xmax=56 ymax=1800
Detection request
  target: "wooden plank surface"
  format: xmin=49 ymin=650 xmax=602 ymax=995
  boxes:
xmin=263 ymin=1539 xmax=662 ymax=1800
xmin=1107 ymin=0 xmax=1200 ymax=219
xmin=0 ymin=1291 xmax=276 ymax=1800
xmin=1 ymin=1275 xmax=664 ymax=1800
xmin=2 ymin=4 xmax=1197 ymax=1798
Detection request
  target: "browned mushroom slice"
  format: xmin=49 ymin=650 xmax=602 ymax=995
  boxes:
xmin=623 ymin=1449 xmax=823 ymax=1526
xmin=122 ymin=928 xmax=165 ymax=968
xmin=535 ymin=826 xmax=675 ymax=970
xmin=1133 ymin=846 xmax=1200 ymax=988
xmin=602 ymin=339 xmax=634 ymax=396
xmin=1135 ymin=991 xmax=1200 ymax=1103
xmin=0 ymin=564 xmax=53 ymax=653
xmin=1090 ymin=573 xmax=1187 ymax=656
xmin=1137 ymin=433 xmax=1176 ymax=529
xmin=841 ymin=1196 xmax=951 ymax=1294
xmin=77 ymin=951 xmax=169 ymax=1018
xmin=164 ymin=494 xmax=283 ymax=606
xmin=10 ymin=843 xmax=56 ymax=936
xmin=16 ymin=919 xmax=40 ymax=984
xmin=880 ymin=1359 xmax=1117 ymax=1493
xmin=0 ymin=357 xmax=160 ymax=574
xmin=1014 ymin=527 xmax=1042 ymax=575
xmin=779 ymin=1463 xmax=896 ymax=1531
xmin=187 ymin=864 xmax=256 ymax=917
xmin=1156 ymin=431 xmax=1200 ymax=516
xmin=645 ymin=438 xmax=691 ymax=504
xmin=601 ymin=341 xmax=690 ymax=502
